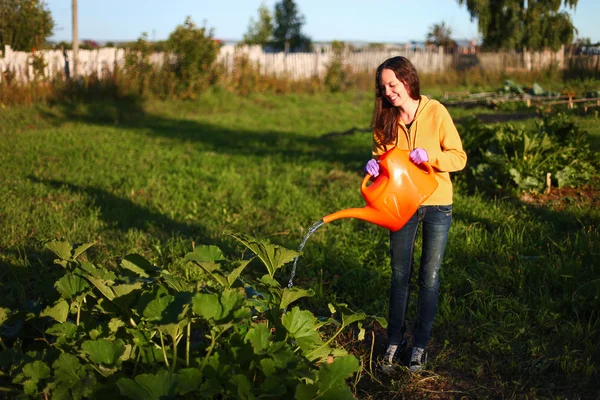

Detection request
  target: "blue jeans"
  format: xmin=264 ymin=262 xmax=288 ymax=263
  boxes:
xmin=387 ymin=205 xmax=452 ymax=349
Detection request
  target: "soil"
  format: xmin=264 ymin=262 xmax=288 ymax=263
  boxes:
xmin=519 ymin=184 xmax=600 ymax=211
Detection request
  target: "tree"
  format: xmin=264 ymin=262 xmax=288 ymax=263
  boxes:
xmin=272 ymin=0 xmax=311 ymax=52
xmin=0 ymin=0 xmax=54 ymax=51
xmin=457 ymin=0 xmax=578 ymax=51
xmin=243 ymin=2 xmax=273 ymax=47
xmin=426 ymin=22 xmax=456 ymax=48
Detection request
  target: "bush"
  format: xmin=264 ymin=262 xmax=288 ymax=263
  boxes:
xmin=167 ymin=17 xmax=221 ymax=99
xmin=457 ymin=113 xmax=599 ymax=195
xmin=324 ymin=41 xmax=348 ymax=93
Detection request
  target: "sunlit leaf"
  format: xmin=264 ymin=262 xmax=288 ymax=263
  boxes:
xmin=316 ymin=356 xmax=360 ymax=399
xmin=374 ymin=316 xmax=388 ymax=329
xmin=228 ymin=231 xmax=300 ymax=278
xmin=22 ymin=360 xmax=51 ymax=380
xmin=85 ymin=275 xmax=115 ymax=300
xmin=184 ymin=245 xmax=226 ymax=263
xmin=161 ymin=273 xmax=193 ymax=292
xmin=245 ymin=323 xmax=271 ymax=353
xmin=46 ymin=321 xmax=77 ymax=338
xmin=45 ymin=240 xmax=73 ymax=261
xmin=192 ymin=293 xmax=222 ymax=321
xmin=336 ymin=303 xmax=366 ymax=328
xmin=55 ymin=273 xmax=90 ymax=299
xmin=281 ymin=307 xmax=322 ymax=353
xmin=280 ymin=287 xmax=314 ymax=310
xmin=72 ymin=242 xmax=95 ymax=260
xmin=52 ymin=353 xmax=86 ymax=388
xmin=79 ymin=262 xmax=117 ymax=281
xmin=40 ymin=299 xmax=69 ymax=323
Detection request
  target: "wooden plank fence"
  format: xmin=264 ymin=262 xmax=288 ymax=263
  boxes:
xmin=1 ymin=43 xmax=597 ymax=83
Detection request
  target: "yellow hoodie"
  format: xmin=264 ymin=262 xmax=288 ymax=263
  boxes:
xmin=372 ymin=95 xmax=467 ymax=205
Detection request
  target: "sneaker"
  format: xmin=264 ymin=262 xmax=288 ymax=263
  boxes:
xmin=409 ymin=346 xmax=427 ymax=373
xmin=380 ymin=340 xmax=407 ymax=374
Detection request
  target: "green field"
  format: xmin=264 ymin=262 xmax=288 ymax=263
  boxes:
xmin=1 ymin=90 xmax=599 ymax=398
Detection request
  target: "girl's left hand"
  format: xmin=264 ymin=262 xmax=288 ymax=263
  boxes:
xmin=409 ymin=148 xmax=429 ymax=164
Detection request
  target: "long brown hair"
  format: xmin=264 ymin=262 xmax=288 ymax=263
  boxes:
xmin=371 ymin=56 xmax=421 ymax=148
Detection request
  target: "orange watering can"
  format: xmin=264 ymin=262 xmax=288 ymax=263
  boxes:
xmin=322 ymin=147 xmax=438 ymax=231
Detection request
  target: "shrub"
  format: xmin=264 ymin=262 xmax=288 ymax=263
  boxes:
xmin=167 ymin=17 xmax=221 ymax=99
xmin=457 ymin=113 xmax=599 ymax=195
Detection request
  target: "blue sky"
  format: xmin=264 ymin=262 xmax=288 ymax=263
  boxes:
xmin=47 ymin=0 xmax=599 ymax=44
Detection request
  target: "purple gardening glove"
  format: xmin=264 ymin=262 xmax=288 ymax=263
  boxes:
xmin=409 ymin=148 xmax=429 ymax=164
xmin=364 ymin=159 xmax=380 ymax=177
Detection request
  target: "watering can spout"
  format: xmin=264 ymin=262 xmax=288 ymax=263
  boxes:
xmin=322 ymin=207 xmax=387 ymax=226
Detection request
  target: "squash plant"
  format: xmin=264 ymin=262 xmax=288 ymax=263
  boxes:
xmin=0 ymin=233 xmax=370 ymax=399
xmin=457 ymin=113 xmax=598 ymax=195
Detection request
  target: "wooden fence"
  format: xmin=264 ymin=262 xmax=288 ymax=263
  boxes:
xmin=1 ymin=44 xmax=597 ymax=83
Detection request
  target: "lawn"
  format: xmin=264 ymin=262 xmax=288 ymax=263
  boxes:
xmin=1 ymin=89 xmax=598 ymax=399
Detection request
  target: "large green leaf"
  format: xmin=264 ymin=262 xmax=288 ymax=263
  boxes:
xmin=266 ymin=341 xmax=297 ymax=369
xmin=184 ymin=245 xmax=226 ymax=263
xmin=55 ymin=273 xmax=90 ymax=299
xmin=85 ymin=275 xmax=115 ymax=301
xmin=143 ymin=292 xmax=175 ymax=322
xmin=245 ymin=323 xmax=271 ymax=354
xmin=120 ymin=254 xmax=153 ymax=277
xmin=281 ymin=307 xmax=322 ymax=353
xmin=192 ymin=288 xmax=246 ymax=323
xmin=45 ymin=240 xmax=73 ymax=261
xmin=46 ymin=321 xmax=78 ymax=338
xmin=316 ymin=356 xmax=360 ymax=399
xmin=117 ymin=369 xmax=179 ymax=400
xmin=79 ymin=262 xmax=117 ymax=281
xmin=112 ymin=282 xmax=144 ymax=310
xmin=161 ymin=272 xmax=194 ymax=292
xmin=51 ymin=352 xmax=97 ymax=399
xmin=228 ymin=231 xmax=300 ymax=278
xmin=81 ymin=338 xmax=125 ymax=366
xmin=22 ymin=360 xmax=51 ymax=381
xmin=280 ymin=287 xmax=314 ymax=310
xmin=40 ymin=299 xmax=70 ymax=323
xmin=72 ymin=242 xmax=95 ymax=260
xmin=15 ymin=360 xmax=51 ymax=396
xmin=192 ymin=293 xmax=221 ymax=321
xmin=143 ymin=290 xmax=189 ymax=325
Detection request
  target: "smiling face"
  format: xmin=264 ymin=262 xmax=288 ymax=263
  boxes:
xmin=379 ymin=68 xmax=411 ymax=108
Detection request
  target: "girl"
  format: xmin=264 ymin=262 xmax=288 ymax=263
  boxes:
xmin=364 ymin=56 xmax=467 ymax=373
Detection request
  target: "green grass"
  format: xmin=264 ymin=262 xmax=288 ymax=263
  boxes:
xmin=1 ymin=89 xmax=599 ymax=399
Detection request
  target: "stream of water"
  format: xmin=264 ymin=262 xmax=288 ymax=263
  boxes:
xmin=287 ymin=219 xmax=325 ymax=289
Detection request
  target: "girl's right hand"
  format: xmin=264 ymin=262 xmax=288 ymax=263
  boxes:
xmin=364 ymin=159 xmax=380 ymax=177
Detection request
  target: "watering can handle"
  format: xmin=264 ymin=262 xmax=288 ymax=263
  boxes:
xmin=361 ymin=174 xmax=372 ymax=191
xmin=421 ymin=161 xmax=434 ymax=175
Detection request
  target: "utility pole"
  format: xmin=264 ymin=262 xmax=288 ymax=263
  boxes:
xmin=72 ymin=0 xmax=78 ymax=78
